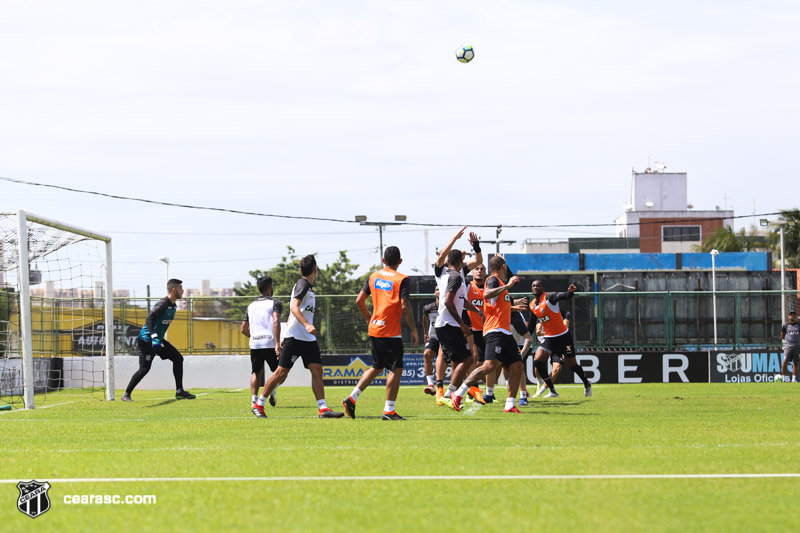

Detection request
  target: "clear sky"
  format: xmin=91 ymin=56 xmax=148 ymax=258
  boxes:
xmin=1 ymin=1 xmax=798 ymax=296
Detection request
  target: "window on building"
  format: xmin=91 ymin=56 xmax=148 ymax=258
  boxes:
xmin=662 ymin=225 xmax=701 ymax=242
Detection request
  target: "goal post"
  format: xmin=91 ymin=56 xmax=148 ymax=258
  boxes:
xmin=2 ymin=210 xmax=115 ymax=408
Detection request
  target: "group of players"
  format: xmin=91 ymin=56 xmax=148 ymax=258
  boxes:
xmin=121 ymin=227 xmax=592 ymax=419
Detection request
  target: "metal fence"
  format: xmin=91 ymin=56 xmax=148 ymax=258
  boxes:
xmin=2 ymin=291 xmax=799 ymax=358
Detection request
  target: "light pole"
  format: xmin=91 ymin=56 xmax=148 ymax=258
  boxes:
xmin=355 ymin=215 xmax=406 ymax=264
xmin=710 ymin=249 xmax=719 ymax=347
xmin=158 ymin=256 xmax=170 ymax=289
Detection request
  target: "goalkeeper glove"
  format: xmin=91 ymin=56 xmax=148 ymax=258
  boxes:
xmin=151 ymin=334 xmax=163 ymax=352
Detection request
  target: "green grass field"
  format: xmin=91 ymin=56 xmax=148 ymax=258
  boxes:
xmin=2 ymin=383 xmax=799 ymax=532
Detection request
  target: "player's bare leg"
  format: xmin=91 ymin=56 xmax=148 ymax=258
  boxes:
xmin=564 ymin=355 xmax=592 ymax=397
xmin=309 ymin=363 xmax=343 ymax=418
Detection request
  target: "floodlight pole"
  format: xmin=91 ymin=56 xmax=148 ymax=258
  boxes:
xmin=711 ymin=249 xmax=719 ymax=347
xmin=780 ymin=222 xmax=786 ymax=321
xmin=356 ymin=215 xmax=406 ymax=263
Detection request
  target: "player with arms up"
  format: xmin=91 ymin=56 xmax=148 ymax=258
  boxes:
xmin=342 ymin=246 xmax=419 ymax=420
xmin=122 ymin=278 xmax=196 ymax=401
xmin=253 ymin=255 xmax=344 ymax=418
xmin=242 ymin=276 xmax=282 ymax=414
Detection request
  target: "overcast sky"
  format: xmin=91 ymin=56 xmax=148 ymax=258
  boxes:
xmin=1 ymin=0 xmax=798 ymax=296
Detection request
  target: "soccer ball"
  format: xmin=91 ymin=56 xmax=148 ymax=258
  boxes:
xmin=774 ymin=374 xmax=784 ymax=383
xmin=455 ymin=45 xmax=474 ymax=63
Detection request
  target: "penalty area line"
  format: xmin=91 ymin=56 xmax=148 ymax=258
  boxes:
xmin=1 ymin=473 xmax=799 ymax=484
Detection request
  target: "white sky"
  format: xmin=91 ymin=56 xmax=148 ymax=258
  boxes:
xmin=1 ymin=0 xmax=798 ymax=296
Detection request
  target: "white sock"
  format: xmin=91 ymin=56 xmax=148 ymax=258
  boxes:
xmin=793 ymin=376 xmax=797 ymax=382
xmin=317 ymin=399 xmax=328 ymax=410
xmin=505 ymin=397 xmax=515 ymax=410
xmin=350 ymin=387 xmax=362 ymax=401
xmin=252 ymin=395 xmax=258 ymax=403
xmin=384 ymin=400 xmax=395 ymax=413
xmin=520 ymin=390 xmax=528 ymax=399
xmin=257 ymin=395 xmax=267 ymax=407
xmin=447 ymin=384 xmax=457 ymax=393
xmin=426 ymin=375 xmax=435 ymax=386
xmin=455 ymin=383 xmax=469 ymax=397
xmin=487 ymin=386 xmax=494 ymax=395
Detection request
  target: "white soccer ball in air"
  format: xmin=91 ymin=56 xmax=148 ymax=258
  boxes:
xmin=455 ymin=45 xmax=474 ymax=63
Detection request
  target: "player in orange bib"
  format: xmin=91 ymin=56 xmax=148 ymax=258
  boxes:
xmin=529 ymin=280 xmax=592 ymax=398
xmin=450 ymin=255 xmax=525 ymax=413
xmin=343 ymin=246 xmax=419 ymax=420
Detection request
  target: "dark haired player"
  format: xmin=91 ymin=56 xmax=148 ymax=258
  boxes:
xmin=421 ymin=287 xmax=440 ymax=395
xmin=433 ymin=227 xmax=485 ymax=406
xmin=342 ymin=246 xmax=419 ymax=420
xmin=242 ymin=276 xmax=282 ymax=412
xmin=450 ymin=255 xmax=524 ymax=413
xmin=253 ymin=255 xmax=344 ymax=418
xmin=529 ymin=280 xmax=591 ymax=398
xmin=121 ymin=279 xmax=196 ymax=401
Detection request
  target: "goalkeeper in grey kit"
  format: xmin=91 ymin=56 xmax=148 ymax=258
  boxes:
xmin=121 ymin=278 xmax=196 ymax=401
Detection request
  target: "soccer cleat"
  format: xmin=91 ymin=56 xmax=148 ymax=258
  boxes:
xmin=319 ymin=408 xmax=345 ymax=419
xmin=176 ymin=390 xmax=196 ymax=400
xmin=381 ymin=411 xmax=405 ymax=421
xmin=252 ymin=404 xmax=267 ymax=418
xmin=504 ymin=406 xmax=523 ymax=414
xmin=269 ymin=391 xmax=277 ymax=407
xmin=467 ymin=386 xmax=486 ymax=405
xmin=482 ymin=393 xmax=495 ymax=403
xmin=450 ymin=394 xmax=463 ymax=412
xmin=544 ymin=390 xmax=559 ymax=398
xmin=518 ymin=396 xmax=529 ymax=407
xmin=121 ymin=394 xmax=133 ymax=402
xmin=532 ymin=385 xmax=547 ymax=398
xmin=585 ymin=386 xmax=592 ymax=398
xmin=424 ymin=385 xmax=436 ymax=396
xmin=342 ymin=396 xmax=357 ymax=419
xmin=435 ymin=387 xmax=445 ymax=406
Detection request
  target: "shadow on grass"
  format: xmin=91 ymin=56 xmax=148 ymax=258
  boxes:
xmin=145 ymin=399 xmax=177 ymax=408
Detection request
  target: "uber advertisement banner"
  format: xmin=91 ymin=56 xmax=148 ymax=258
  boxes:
xmin=523 ymin=351 xmax=710 ymax=384
xmin=710 ymin=350 xmax=790 ymax=383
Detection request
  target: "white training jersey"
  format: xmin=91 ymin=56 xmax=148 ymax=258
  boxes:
xmin=285 ymin=278 xmax=317 ymax=342
xmin=244 ymin=296 xmax=283 ymax=349
xmin=434 ymin=265 xmax=466 ymax=328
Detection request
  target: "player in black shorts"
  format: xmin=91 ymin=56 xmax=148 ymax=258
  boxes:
xmin=241 ymin=276 xmax=282 ymax=413
xmin=421 ymin=287 xmax=441 ymax=395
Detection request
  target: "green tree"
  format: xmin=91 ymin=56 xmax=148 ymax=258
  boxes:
xmin=229 ymin=247 xmax=379 ymax=353
xmin=767 ymin=208 xmax=800 ymax=269
xmin=694 ymin=225 xmax=767 ymax=253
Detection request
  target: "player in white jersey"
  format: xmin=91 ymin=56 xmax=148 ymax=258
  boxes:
xmin=421 ymin=286 xmax=441 ymax=395
xmin=252 ymin=255 xmax=344 ymax=419
xmin=432 ymin=227 xmax=485 ymax=406
xmin=242 ymin=276 xmax=282 ymax=412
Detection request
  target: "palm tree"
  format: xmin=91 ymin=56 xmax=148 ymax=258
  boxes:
xmin=694 ymin=225 xmax=768 ymax=253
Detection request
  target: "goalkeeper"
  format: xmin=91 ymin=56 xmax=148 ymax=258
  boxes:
xmin=121 ymin=279 xmax=196 ymax=401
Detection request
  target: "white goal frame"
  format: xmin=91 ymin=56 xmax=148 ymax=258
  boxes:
xmin=5 ymin=210 xmax=115 ymax=408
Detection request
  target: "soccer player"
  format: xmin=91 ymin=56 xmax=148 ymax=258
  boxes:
xmin=252 ymin=255 xmax=344 ymax=418
xmin=342 ymin=246 xmax=419 ymax=420
xmin=121 ymin=278 xmax=196 ymax=401
xmin=529 ymin=280 xmax=592 ymax=398
xmin=780 ymin=310 xmax=799 ymax=383
xmin=467 ymin=263 xmax=487 ymax=369
xmin=421 ymin=287 xmax=440 ymax=395
xmin=433 ymin=227 xmax=485 ymax=405
xmin=511 ymin=309 xmax=535 ymax=406
xmin=450 ymin=255 xmax=524 ymax=413
xmin=241 ymin=276 xmax=282 ymax=410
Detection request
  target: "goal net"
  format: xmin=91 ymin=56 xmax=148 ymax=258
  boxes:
xmin=0 ymin=210 xmax=114 ymax=409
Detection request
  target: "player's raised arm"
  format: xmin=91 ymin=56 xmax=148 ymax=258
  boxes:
xmin=436 ymin=226 xmax=466 ymax=268
xmin=464 ymin=231 xmax=483 ymax=271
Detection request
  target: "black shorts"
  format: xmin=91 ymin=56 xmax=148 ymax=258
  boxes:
xmin=137 ymin=337 xmax=182 ymax=369
xmin=472 ymin=330 xmax=486 ymax=362
xmin=540 ymin=331 xmax=574 ymax=359
xmin=424 ymin=338 xmax=440 ymax=353
xmin=434 ymin=325 xmax=471 ymax=364
xmin=483 ymin=331 xmax=522 ymax=368
xmin=279 ymin=338 xmax=322 ymax=369
xmin=371 ymin=337 xmax=404 ymax=370
xmin=251 ymin=348 xmax=279 ymax=374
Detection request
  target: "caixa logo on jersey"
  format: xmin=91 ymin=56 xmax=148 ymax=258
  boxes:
xmin=711 ymin=351 xmax=786 ymax=383
xmin=374 ymin=279 xmax=393 ymax=291
xmin=17 ymin=480 xmax=51 ymax=518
